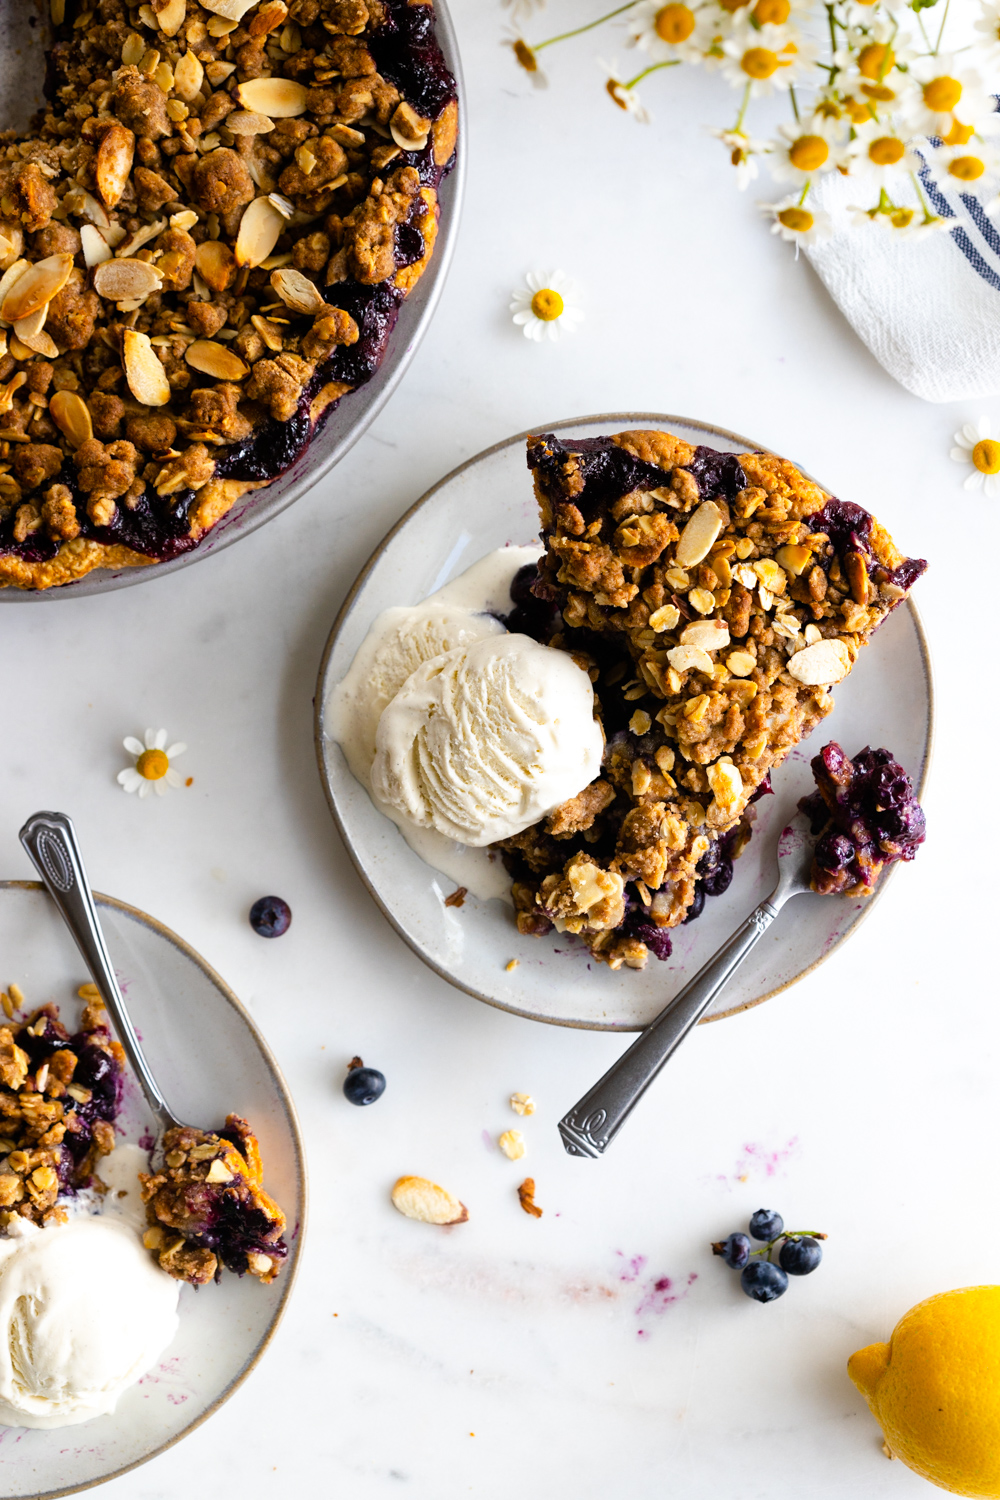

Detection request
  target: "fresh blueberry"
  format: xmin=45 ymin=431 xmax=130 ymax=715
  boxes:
xmin=716 ymin=1232 xmax=751 ymax=1270
xmin=740 ymin=1261 xmax=788 ymax=1303
xmin=343 ymin=1067 xmax=386 ymax=1106
xmin=249 ymin=896 xmax=291 ymax=938
xmin=748 ymin=1209 xmax=784 ymax=1241
xmin=778 ymin=1236 xmax=823 ymax=1276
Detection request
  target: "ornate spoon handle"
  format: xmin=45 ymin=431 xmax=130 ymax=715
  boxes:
xmin=558 ymin=898 xmax=780 ymax=1158
xmin=19 ymin=810 xmax=179 ymax=1136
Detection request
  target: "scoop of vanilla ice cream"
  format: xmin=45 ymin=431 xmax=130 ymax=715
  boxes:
xmin=0 ymin=1214 xmax=179 ymax=1429
xmin=371 ymin=633 xmax=604 ymax=846
xmin=329 ymin=602 xmax=505 ymax=787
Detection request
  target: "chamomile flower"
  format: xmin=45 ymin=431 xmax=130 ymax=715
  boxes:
xmin=720 ymin=22 xmax=817 ymax=97
xmin=761 ymin=194 xmax=832 ymax=248
xmin=834 ymin=27 xmax=916 ymax=113
xmin=117 ymin=729 xmax=187 ymax=799
xmin=628 ymin=1 xmax=715 ymax=65
xmin=925 ymin=138 xmax=1000 ymax=197
xmin=849 ymin=200 xmax=950 ymax=238
xmin=507 ymin=31 xmax=547 ymax=87
xmin=510 ymin=271 xmax=583 ymax=342
xmin=904 ymin=56 xmax=998 ymax=140
xmin=768 ymin=116 xmax=847 ymax=185
xmin=598 ymin=58 xmax=652 ymax=121
xmin=951 ymin=417 xmax=1000 ymax=495
xmin=974 ymin=1 xmax=1000 ymax=68
xmin=847 ymin=120 xmax=922 ymax=184
xmin=711 ymin=127 xmax=767 ymax=188
xmin=501 ymin=0 xmax=546 ymax=24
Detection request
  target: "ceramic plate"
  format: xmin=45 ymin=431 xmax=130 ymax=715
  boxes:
xmin=0 ymin=882 xmax=305 ymax=1499
xmin=314 ymin=414 xmax=933 ymax=1032
xmin=0 ymin=2 xmax=464 ymax=602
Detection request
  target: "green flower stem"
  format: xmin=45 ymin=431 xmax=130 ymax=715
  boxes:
xmin=797 ymin=180 xmax=811 ymax=206
xmin=789 ymin=84 xmax=800 ymax=124
xmin=934 ymin=0 xmax=951 ymax=56
xmin=624 ymin=58 xmax=680 ymax=89
xmin=734 ymin=80 xmax=752 ymax=133
xmin=909 ymin=169 xmax=933 ymax=218
xmin=530 ymin=2 xmax=636 ymax=54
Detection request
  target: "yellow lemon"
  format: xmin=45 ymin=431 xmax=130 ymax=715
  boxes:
xmin=849 ymin=1287 xmax=1000 ymax=1497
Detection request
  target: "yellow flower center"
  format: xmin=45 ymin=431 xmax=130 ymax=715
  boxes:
xmin=531 ymin=288 xmax=564 ymax=322
xmin=949 ymin=154 xmax=986 ymax=181
xmin=136 ymin=748 xmax=169 ymax=781
xmin=858 ymin=42 xmax=894 ymax=81
xmin=860 ymin=82 xmax=897 ymax=103
xmin=788 ymin=135 xmax=828 ymax=171
xmin=741 ymin=46 xmax=778 ymax=78
xmin=718 ymin=0 xmax=748 ymax=11
xmin=973 ymin=438 xmax=1000 ymax=474
xmin=889 ymin=207 xmax=915 ymax=228
xmin=942 ymin=119 xmax=975 ymax=147
xmin=868 ymin=137 xmax=905 ymax=166
xmin=923 ymin=76 xmax=962 ymax=113
xmin=655 ymin=4 xmax=695 ymax=42
xmin=606 ymin=77 xmax=628 ymax=109
xmin=752 ymin=0 xmax=789 ymax=22
xmin=844 ymin=96 xmax=872 ymax=124
xmin=513 ymin=39 xmax=537 ymax=72
xmin=778 ymin=207 xmax=813 ymax=233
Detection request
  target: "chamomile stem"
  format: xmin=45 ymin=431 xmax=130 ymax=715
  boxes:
xmin=624 ymin=59 xmax=680 ymax=88
xmin=798 ymin=180 xmax=811 ymax=206
xmin=789 ymin=84 xmax=800 ymax=123
xmin=532 ymin=2 xmax=636 ymax=52
xmin=909 ymin=169 xmax=933 ymax=218
xmin=734 ymin=80 xmax=752 ymax=132
xmin=934 ymin=0 xmax=951 ymax=56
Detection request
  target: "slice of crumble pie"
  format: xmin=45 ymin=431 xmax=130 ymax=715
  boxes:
xmin=493 ymin=428 xmax=926 ymax=971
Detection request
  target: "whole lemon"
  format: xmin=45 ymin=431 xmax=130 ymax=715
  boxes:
xmin=849 ymin=1286 xmax=1000 ymax=1497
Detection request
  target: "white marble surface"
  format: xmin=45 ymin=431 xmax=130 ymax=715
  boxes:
xmin=1 ymin=3 xmax=997 ymax=1496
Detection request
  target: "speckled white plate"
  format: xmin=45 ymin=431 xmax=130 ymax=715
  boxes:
xmin=315 ymin=414 xmax=933 ymax=1032
xmin=0 ymin=883 xmax=305 ymax=1499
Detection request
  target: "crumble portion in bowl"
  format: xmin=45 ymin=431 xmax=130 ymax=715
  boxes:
xmin=492 ymin=428 xmax=926 ymax=970
xmin=0 ymin=0 xmax=458 ymax=590
xmin=798 ymin=741 xmax=925 ymax=895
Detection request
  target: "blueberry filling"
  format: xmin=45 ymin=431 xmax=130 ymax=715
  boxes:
xmin=798 ymin=742 xmax=925 ymax=895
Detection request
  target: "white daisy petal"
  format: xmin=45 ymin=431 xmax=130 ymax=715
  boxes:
xmin=152 ymin=729 xmax=168 ymax=750
xmin=117 ymin=769 xmax=142 ymax=793
xmin=154 ymin=780 xmax=168 ymax=797
xmin=512 ymin=310 xmax=532 ymax=325
xmin=987 ymin=473 xmax=1000 ymax=497
xmin=950 ymin=446 xmax=972 ymax=462
xmin=165 ymin=743 xmax=186 ymax=758
xmin=165 ymin=768 xmax=184 ymax=788
xmin=123 ymin=737 xmax=144 ymax=757
xmin=144 ymin=729 xmax=156 ymax=749
xmin=964 ymin=470 xmax=985 ymax=490
xmin=138 ymin=780 xmax=152 ymax=798
xmin=960 ymin=423 xmax=981 ymax=444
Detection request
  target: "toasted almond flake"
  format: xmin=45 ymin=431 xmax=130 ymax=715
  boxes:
xmin=236 ymin=77 xmax=308 ymax=117
xmin=20 ymin=329 xmax=59 ymax=358
xmin=156 ymin=0 xmax=186 ymax=34
xmin=200 ymin=0 xmax=256 ymax=20
xmin=681 ymin=619 xmax=730 ymax=652
xmin=93 ymin=258 xmax=163 ymax=301
xmin=753 ymin=557 xmax=787 ymax=594
xmin=757 ymin=585 xmax=774 ymax=612
xmin=803 ymin=623 xmax=822 ymax=645
xmin=174 ymin=49 xmax=205 ymax=102
xmin=775 ymin=543 xmax=813 ymax=576
xmin=14 ymin=306 xmax=46 ymax=341
xmin=115 ymin=217 xmax=167 ymax=258
xmin=95 ymin=124 xmax=135 ymax=210
xmin=140 ymin=48 xmax=161 ymax=78
xmin=169 ymin=209 xmax=199 ymax=232
xmin=787 ymin=638 xmax=850 ymax=686
xmin=194 ymin=238 xmax=236 ymax=293
xmin=234 ymin=196 xmax=285 ymax=268
xmin=0 ymin=258 xmax=29 ymax=317
xmin=1 ymin=253 xmax=73 ymax=324
xmin=391 ymin=1175 xmax=468 ymax=1225
xmin=7 ymin=337 xmax=32 ymax=361
xmin=726 ymin=650 xmax=756 ymax=677
xmin=227 ymin=110 xmax=275 ymax=136
xmin=666 ymin=644 xmax=714 ymax=676
xmin=648 ymin=603 xmax=680 ymax=633
xmin=295 ymin=144 xmax=317 ymax=175
xmin=204 ymin=60 xmax=237 ymax=86
xmin=687 ymin=587 xmax=716 ymax=616
xmin=207 ymin=13 xmax=239 ymax=33
xmin=269 ymin=265 xmax=324 ymax=314
xmin=49 ymin=390 xmax=93 ymax=448
xmin=104 ymin=223 xmax=127 ymax=249
xmin=707 ymin=758 xmax=743 ymax=811
xmin=80 ymin=223 xmax=113 ymax=268
xmin=267 ymin=192 xmax=296 ymax=219
xmin=675 ymin=501 xmax=724 ymax=568
xmin=206 ymin=1158 xmax=234 ymax=1184
xmin=0 ymin=373 xmax=26 ymax=414
xmin=390 ymin=121 xmax=429 ymax=152
xmin=185 ymin=340 xmax=249 ymax=379
xmin=250 ymin=314 xmax=283 ymax=351
xmin=510 ymin=1093 xmax=536 ymax=1117
xmin=123 ymin=328 xmax=170 ymax=407
xmin=498 ymin=1130 xmax=526 ymax=1161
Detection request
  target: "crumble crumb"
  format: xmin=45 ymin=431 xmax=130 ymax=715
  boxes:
xmin=518 ymin=1178 xmax=543 ymax=1218
xmin=498 ymin=1129 xmax=526 ymax=1160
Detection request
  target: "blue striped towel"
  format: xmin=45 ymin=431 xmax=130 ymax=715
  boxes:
xmin=805 ymin=164 xmax=1000 ymax=403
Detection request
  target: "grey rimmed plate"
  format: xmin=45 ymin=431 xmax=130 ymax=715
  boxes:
xmin=314 ymin=413 xmax=933 ymax=1032
xmin=0 ymin=1 xmax=463 ymax=602
xmin=0 ymin=882 xmax=305 ymax=1499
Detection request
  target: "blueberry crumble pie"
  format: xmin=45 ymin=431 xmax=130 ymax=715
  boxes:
xmin=493 ymin=428 xmax=926 ymax=971
xmin=798 ymin=742 xmax=925 ymax=896
xmin=0 ymin=0 xmax=457 ymax=589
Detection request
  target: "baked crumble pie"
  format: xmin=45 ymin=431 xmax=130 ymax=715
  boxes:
xmin=0 ymin=0 xmax=457 ymax=590
xmin=140 ymin=1114 xmax=287 ymax=1285
xmin=798 ymin=742 xmax=925 ymax=896
xmin=494 ymin=428 xmax=926 ymax=971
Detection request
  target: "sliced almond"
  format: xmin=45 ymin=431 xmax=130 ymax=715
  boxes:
xmin=19 ymin=329 xmax=59 ymax=358
xmin=170 ymin=209 xmax=200 ymax=232
xmin=185 ymin=340 xmax=249 ymax=380
xmin=14 ymin=307 xmax=47 ymax=341
xmin=390 ymin=121 xmax=429 ymax=153
xmin=0 ymin=258 xmax=29 ymax=318
xmin=93 ymin=258 xmax=163 ymax=301
xmin=236 ymin=76 xmax=308 ymax=117
xmin=81 ymin=223 xmax=113 ymax=268
xmin=0 ymin=372 xmax=27 ymax=414
xmin=707 ymin=758 xmax=743 ymax=811
xmin=1 ymin=253 xmax=73 ymax=324
xmin=155 ymin=0 xmax=186 ymax=34
xmin=786 ymin=638 xmax=851 ymax=687
xmin=775 ymin=543 xmax=813 ymax=577
xmin=753 ymin=557 xmax=787 ymax=594
xmin=8 ymin=336 xmax=34 ymax=361
xmin=174 ymin=49 xmax=205 ymax=102
xmin=49 ymin=390 xmax=93 ymax=449
xmin=681 ymin=619 xmax=731 ymax=652
xmin=205 ymin=1158 xmax=234 ymax=1184
xmin=234 ymin=196 xmax=285 ymax=268
xmin=200 ymin=0 xmax=257 ymax=18
xmin=115 ymin=217 xmax=167 ymax=258
xmin=65 ymin=188 xmax=110 ymax=230
xmin=648 ymin=603 xmax=680 ymax=633
xmin=675 ymin=501 xmax=724 ymax=568
xmin=666 ymin=644 xmax=714 ymax=676
xmin=95 ymin=124 xmax=135 ymax=210
xmin=269 ymin=266 xmax=324 ymax=314
xmin=391 ymin=1175 xmax=468 ymax=1225
xmin=123 ymin=328 xmax=171 ymax=407
xmin=194 ymin=238 xmax=237 ymax=292
xmin=267 ymin=192 xmax=296 ymax=220
xmin=226 ymin=110 xmax=275 ymax=136
xmin=250 ymin=314 xmax=283 ymax=351
xmin=726 ymin=650 xmax=756 ymax=678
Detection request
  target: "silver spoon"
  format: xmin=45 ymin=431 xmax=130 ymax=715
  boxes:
xmin=557 ymin=808 xmax=816 ymax=1158
xmin=19 ymin=810 xmax=183 ymax=1145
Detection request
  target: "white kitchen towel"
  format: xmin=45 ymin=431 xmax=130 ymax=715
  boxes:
xmin=804 ymin=165 xmax=1000 ymax=403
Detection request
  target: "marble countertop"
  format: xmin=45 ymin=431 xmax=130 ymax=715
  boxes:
xmin=0 ymin=3 xmax=993 ymax=1496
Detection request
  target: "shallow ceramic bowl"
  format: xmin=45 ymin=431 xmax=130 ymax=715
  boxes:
xmin=0 ymin=882 xmax=305 ymax=1499
xmin=0 ymin=2 xmax=464 ymax=602
xmin=315 ymin=413 xmax=934 ymax=1032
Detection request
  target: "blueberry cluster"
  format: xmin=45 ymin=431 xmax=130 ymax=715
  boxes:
xmin=799 ymin=742 xmax=925 ymax=896
xmin=712 ymin=1209 xmax=826 ymax=1303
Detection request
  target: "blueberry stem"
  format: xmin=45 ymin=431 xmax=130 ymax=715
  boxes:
xmin=749 ymin=1229 xmax=829 ymax=1261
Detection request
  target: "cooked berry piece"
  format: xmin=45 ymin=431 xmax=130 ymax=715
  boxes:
xmin=343 ymin=1066 xmax=386 ymax=1106
xmin=799 ymin=743 xmax=925 ymax=896
xmin=748 ymin=1209 xmax=784 ymax=1241
xmin=779 ymin=1237 xmax=823 ymax=1275
xmin=249 ymin=896 xmax=291 ymax=938
xmin=713 ymin=1232 xmax=751 ymax=1269
xmin=509 ymin=563 xmax=540 ymax=607
xmin=741 ymin=1261 xmax=788 ymax=1302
